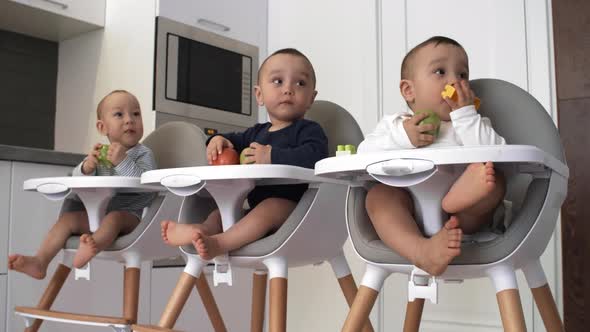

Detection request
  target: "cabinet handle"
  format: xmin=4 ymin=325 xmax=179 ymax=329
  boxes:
xmin=197 ymin=18 xmax=230 ymax=32
xmin=40 ymin=0 xmax=68 ymax=9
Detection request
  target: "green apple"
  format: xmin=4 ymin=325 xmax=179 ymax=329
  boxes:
xmin=98 ymin=144 xmax=113 ymax=168
xmin=416 ymin=109 xmax=441 ymax=137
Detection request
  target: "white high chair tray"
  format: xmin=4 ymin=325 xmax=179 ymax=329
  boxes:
xmin=142 ymin=164 xmax=328 ymax=186
xmin=142 ymin=164 xmax=339 ymax=232
xmin=315 ymin=145 xmax=568 ymax=180
xmin=23 ymin=176 xmax=163 ymax=232
xmin=24 ymin=176 xmax=162 ymax=192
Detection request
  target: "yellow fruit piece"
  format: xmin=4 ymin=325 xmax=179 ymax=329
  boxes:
xmin=441 ymin=84 xmax=481 ymax=110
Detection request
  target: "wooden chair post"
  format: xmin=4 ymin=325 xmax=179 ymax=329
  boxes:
xmin=497 ymin=289 xmax=527 ymax=332
xmin=268 ymin=277 xmax=287 ymax=332
xmin=251 ymin=271 xmax=267 ymax=332
xmin=403 ymin=299 xmax=425 ymax=332
xmin=337 ymin=274 xmax=375 ymax=332
xmin=342 ymin=286 xmax=379 ymax=332
xmin=194 ymin=273 xmax=227 ymax=332
xmin=531 ymin=284 xmax=564 ymax=332
xmin=25 ymin=263 xmax=71 ymax=332
xmin=123 ymin=267 xmax=141 ymax=323
xmin=158 ymin=272 xmax=196 ymax=328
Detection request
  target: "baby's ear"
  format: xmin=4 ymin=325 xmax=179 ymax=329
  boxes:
xmin=400 ymin=79 xmax=415 ymax=103
xmin=254 ymin=85 xmax=264 ymax=106
xmin=96 ymin=120 xmax=107 ymax=135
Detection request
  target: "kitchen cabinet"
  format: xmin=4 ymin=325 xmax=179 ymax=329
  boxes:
xmin=1 ymin=0 xmax=105 ymax=41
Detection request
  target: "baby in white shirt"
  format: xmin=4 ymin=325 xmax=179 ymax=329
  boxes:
xmin=359 ymin=36 xmax=506 ymax=276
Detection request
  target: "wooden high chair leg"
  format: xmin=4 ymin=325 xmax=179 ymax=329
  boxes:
xmin=337 ymin=274 xmax=375 ymax=332
xmin=195 ymin=273 xmax=227 ymax=332
xmin=25 ymin=263 xmax=71 ymax=332
xmin=123 ymin=267 xmax=140 ymax=323
xmin=159 ymin=272 xmax=196 ymax=328
xmin=531 ymin=284 xmax=564 ymax=332
xmin=496 ymin=289 xmax=527 ymax=332
xmin=342 ymin=286 xmax=379 ymax=332
xmin=268 ymin=277 xmax=287 ymax=332
xmin=403 ymin=299 xmax=425 ymax=332
xmin=251 ymin=271 xmax=267 ymax=332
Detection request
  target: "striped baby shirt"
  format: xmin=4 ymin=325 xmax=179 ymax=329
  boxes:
xmin=70 ymin=143 xmax=157 ymax=218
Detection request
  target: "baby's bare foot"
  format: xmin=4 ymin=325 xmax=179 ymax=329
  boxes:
xmin=192 ymin=230 xmax=223 ymax=261
xmin=442 ymin=162 xmax=497 ymax=214
xmin=414 ymin=217 xmax=462 ymax=276
xmin=161 ymin=221 xmax=203 ymax=246
xmin=73 ymin=234 xmax=98 ymax=268
xmin=8 ymin=254 xmax=47 ymax=279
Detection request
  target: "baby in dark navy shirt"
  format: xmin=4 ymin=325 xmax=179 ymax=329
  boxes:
xmin=161 ymin=48 xmax=328 ymax=260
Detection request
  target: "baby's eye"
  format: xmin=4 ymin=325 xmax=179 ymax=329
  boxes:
xmin=133 ymin=111 xmax=141 ymax=117
xmin=272 ymin=78 xmax=282 ymax=85
xmin=296 ymin=80 xmax=306 ymax=87
xmin=114 ymin=112 xmax=123 ymax=117
xmin=434 ymin=68 xmax=445 ymax=75
xmin=459 ymin=72 xmax=469 ymax=79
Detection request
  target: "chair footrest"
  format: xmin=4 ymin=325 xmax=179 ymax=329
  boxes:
xmin=14 ymin=306 xmax=131 ymax=327
xmin=132 ymin=324 xmax=185 ymax=332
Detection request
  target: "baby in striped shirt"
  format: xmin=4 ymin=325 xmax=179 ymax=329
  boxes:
xmin=8 ymin=90 xmax=156 ymax=279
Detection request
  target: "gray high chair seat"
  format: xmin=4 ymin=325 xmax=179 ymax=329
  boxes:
xmin=15 ymin=121 xmax=220 ymax=332
xmin=143 ymin=101 xmax=375 ymax=332
xmin=349 ymin=79 xmax=564 ymax=264
xmin=181 ymin=101 xmax=364 ymax=259
xmin=340 ymin=79 xmax=568 ymax=332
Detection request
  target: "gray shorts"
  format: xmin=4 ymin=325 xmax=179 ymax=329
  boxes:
xmin=62 ymin=196 xmax=143 ymax=220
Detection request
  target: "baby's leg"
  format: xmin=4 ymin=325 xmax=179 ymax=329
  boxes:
xmin=161 ymin=209 xmax=223 ymax=246
xmin=442 ymin=162 xmax=506 ymax=234
xmin=366 ymin=184 xmax=462 ymax=276
xmin=9 ymin=211 xmax=89 ymax=279
xmin=193 ymin=198 xmax=296 ymax=260
xmin=73 ymin=211 xmax=139 ymax=268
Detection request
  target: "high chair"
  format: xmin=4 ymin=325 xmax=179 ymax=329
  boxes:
xmin=135 ymin=101 xmax=374 ymax=332
xmin=14 ymin=122 xmax=224 ymax=332
xmin=315 ymin=79 xmax=569 ymax=332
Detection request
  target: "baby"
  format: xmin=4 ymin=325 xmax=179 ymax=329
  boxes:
xmin=161 ymin=48 xmax=328 ymax=259
xmin=359 ymin=36 xmax=506 ymax=276
xmin=8 ymin=90 xmax=156 ymax=278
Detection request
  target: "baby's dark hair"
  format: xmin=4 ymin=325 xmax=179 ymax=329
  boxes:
xmin=258 ymin=48 xmax=317 ymax=88
xmin=401 ymin=36 xmax=465 ymax=80
xmin=96 ymin=90 xmax=139 ymax=119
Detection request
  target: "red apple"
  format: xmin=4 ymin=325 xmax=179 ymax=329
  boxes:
xmin=211 ymin=148 xmax=239 ymax=165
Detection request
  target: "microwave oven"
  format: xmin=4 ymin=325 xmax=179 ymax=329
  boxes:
xmin=154 ymin=16 xmax=259 ymax=132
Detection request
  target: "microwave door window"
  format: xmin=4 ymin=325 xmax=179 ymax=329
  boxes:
xmin=173 ymin=36 xmax=252 ymax=116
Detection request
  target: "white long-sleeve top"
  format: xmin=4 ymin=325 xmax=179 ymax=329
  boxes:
xmin=358 ymin=105 xmax=506 ymax=153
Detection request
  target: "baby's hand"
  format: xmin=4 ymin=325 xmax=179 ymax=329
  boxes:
xmin=444 ymin=80 xmax=476 ymax=111
xmin=403 ymin=113 xmax=436 ymax=147
xmin=107 ymin=142 xmax=128 ymax=166
xmin=206 ymin=136 xmax=234 ymax=164
xmin=248 ymin=142 xmax=272 ymax=164
xmin=82 ymin=143 xmax=101 ymax=174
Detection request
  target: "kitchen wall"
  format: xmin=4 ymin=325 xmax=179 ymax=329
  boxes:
xmin=55 ymin=0 xmax=156 ymax=153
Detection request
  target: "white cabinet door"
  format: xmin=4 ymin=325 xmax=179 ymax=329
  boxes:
xmin=0 ymin=275 xmax=6 ymax=332
xmin=158 ymin=0 xmax=267 ymax=50
xmin=150 ymin=266 xmax=252 ymax=331
xmin=9 ymin=0 xmax=105 ymax=26
xmin=382 ymin=0 xmax=528 ymax=118
xmin=0 ymin=161 xmax=10 ymax=275
xmin=268 ymin=0 xmax=379 ymax=135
